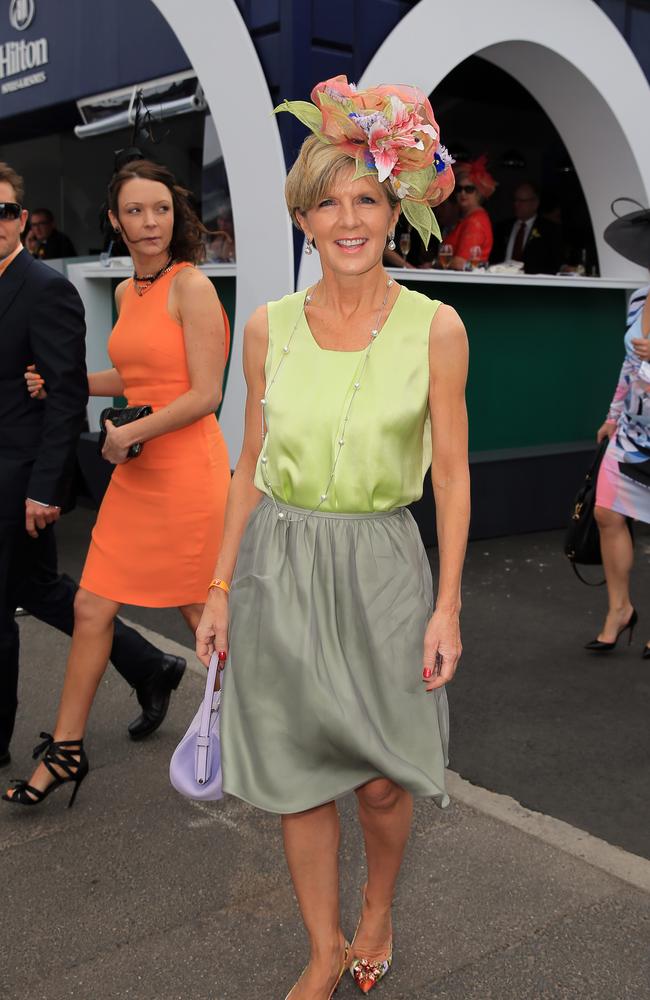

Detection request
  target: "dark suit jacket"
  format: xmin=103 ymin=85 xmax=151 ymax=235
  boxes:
xmin=0 ymin=250 xmax=88 ymax=521
xmin=490 ymin=216 xmax=562 ymax=275
xmin=36 ymin=229 xmax=77 ymax=259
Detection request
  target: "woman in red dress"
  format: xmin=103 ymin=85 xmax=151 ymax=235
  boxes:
xmin=444 ymin=156 xmax=496 ymax=270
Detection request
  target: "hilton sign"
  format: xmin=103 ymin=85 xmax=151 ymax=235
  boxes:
xmin=0 ymin=0 xmax=48 ymax=95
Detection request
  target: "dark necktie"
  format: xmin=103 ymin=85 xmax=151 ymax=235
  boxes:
xmin=512 ymin=221 xmax=527 ymax=261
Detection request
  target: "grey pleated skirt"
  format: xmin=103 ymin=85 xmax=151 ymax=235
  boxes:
xmin=220 ymin=497 xmax=449 ymax=814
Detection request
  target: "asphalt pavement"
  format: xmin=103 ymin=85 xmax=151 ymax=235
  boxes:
xmin=1 ymin=508 xmax=649 ymax=999
xmin=54 ymin=506 xmax=650 ymax=860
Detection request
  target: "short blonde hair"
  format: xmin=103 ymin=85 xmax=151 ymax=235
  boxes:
xmin=285 ymin=135 xmax=399 ymax=229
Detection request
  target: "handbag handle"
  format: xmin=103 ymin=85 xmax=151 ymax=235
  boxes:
xmin=199 ymin=652 xmax=220 ymax=738
xmin=195 ymin=652 xmax=221 ymax=785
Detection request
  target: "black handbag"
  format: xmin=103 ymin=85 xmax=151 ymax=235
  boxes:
xmin=98 ymin=405 xmax=153 ymax=459
xmin=564 ymin=438 xmax=609 ymax=585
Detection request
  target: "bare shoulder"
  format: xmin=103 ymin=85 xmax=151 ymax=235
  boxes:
xmin=244 ymin=304 xmax=269 ymax=342
xmin=429 ymin=303 xmax=468 ymax=378
xmin=174 ymin=264 xmax=217 ymax=300
xmin=114 ymin=277 xmax=130 ymax=311
xmin=243 ymin=305 xmax=269 ymax=367
xmin=429 ymin=302 xmax=467 ymax=345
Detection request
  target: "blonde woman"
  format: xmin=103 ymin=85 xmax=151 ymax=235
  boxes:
xmin=196 ymin=77 xmax=468 ymax=999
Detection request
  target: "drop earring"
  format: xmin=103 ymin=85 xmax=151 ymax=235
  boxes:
xmin=304 ymin=237 xmax=313 ymax=256
xmin=387 ymin=233 xmax=396 ymax=251
xmin=113 ymin=226 xmax=121 ymax=235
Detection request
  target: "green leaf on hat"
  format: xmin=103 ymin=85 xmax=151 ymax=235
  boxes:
xmin=274 ymin=100 xmax=324 ymax=135
xmin=351 ymin=158 xmax=377 ymax=181
xmin=398 ymin=166 xmax=435 ymax=199
xmin=402 ymin=200 xmax=441 ymax=248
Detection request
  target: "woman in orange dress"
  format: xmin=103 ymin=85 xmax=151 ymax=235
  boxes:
xmin=443 ymin=156 xmax=496 ymax=269
xmin=5 ymin=160 xmax=231 ymax=807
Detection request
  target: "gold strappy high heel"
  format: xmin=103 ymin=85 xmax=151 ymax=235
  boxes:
xmin=284 ymin=940 xmax=350 ymax=1000
xmin=349 ymin=887 xmax=393 ymax=994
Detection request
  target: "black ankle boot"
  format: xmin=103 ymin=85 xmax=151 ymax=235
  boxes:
xmin=128 ymin=654 xmax=186 ymax=741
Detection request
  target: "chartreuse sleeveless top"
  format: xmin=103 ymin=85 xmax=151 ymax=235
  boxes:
xmin=253 ymin=285 xmax=441 ymax=513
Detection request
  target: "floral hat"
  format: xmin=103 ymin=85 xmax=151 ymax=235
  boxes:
xmin=456 ymin=155 xmax=497 ymax=200
xmin=275 ymin=75 xmax=455 ymax=247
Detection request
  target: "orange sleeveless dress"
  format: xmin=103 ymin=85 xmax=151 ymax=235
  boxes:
xmin=80 ymin=262 xmax=231 ymax=607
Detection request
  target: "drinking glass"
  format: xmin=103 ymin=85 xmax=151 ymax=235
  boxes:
xmin=438 ymin=243 xmax=453 ymax=269
xmin=469 ymin=245 xmax=482 ymax=270
xmin=399 ymin=231 xmax=411 ymax=262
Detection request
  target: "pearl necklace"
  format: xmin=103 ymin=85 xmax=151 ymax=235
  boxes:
xmin=259 ymin=277 xmax=395 ymax=521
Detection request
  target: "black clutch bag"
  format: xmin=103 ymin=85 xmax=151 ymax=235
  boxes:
xmin=98 ymin=405 xmax=153 ymax=459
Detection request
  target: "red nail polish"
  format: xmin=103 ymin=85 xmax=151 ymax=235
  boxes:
xmin=218 ymin=650 xmax=227 ymax=661
xmin=423 ymin=668 xmax=432 ymax=679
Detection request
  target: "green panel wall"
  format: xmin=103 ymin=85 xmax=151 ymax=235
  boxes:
xmin=403 ymin=280 xmax=627 ymax=453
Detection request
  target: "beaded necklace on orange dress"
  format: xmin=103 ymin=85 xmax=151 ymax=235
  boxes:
xmin=132 ymin=256 xmax=175 ymax=296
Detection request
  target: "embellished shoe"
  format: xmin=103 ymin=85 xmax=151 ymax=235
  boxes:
xmin=2 ymin=732 xmax=88 ymax=809
xmin=284 ymin=940 xmax=350 ymax=1000
xmin=349 ymin=947 xmax=393 ymax=994
xmin=349 ymin=887 xmax=393 ymax=993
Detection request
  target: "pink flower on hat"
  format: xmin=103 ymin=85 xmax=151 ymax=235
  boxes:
xmin=275 ymin=75 xmax=455 ymax=247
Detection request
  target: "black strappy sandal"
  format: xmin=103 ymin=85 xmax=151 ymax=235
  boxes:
xmin=2 ymin=732 xmax=88 ymax=809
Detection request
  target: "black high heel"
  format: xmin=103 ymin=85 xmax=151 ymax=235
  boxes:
xmin=584 ymin=609 xmax=638 ymax=651
xmin=2 ymin=732 xmax=88 ymax=808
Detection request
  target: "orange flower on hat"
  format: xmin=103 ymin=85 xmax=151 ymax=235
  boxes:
xmin=275 ymin=75 xmax=455 ymax=247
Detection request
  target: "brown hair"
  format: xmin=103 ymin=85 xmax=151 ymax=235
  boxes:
xmin=108 ymin=159 xmax=207 ymax=264
xmin=0 ymin=162 xmax=25 ymax=203
xmin=285 ymin=135 xmax=399 ymax=228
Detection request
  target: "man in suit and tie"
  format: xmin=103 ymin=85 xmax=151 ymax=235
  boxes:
xmin=0 ymin=162 xmax=185 ymax=767
xmin=491 ymin=181 xmax=562 ymax=275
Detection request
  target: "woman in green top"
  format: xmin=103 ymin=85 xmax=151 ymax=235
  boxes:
xmin=196 ymin=77 xmax=469 ymax=999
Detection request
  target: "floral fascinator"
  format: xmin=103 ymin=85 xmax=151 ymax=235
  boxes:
xmin=275 ymin=75 xmax=455 ymax=248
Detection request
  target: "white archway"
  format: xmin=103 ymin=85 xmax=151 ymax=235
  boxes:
xmin=152 ymin=0 xmax=293 ymax=459
xmin=355 ymin=0 xmax=650 ymax=281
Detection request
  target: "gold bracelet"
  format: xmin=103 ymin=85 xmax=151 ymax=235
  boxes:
xmin=208 ymin=578 xmax=230 ymax=595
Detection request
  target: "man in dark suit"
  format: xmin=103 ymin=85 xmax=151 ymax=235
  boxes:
xmin=491 ymin=181 xmax=562 ymax=275
xmin=0 ymin=162 xmax=186 ymax=767
xmin=28 ymin=207 xmax=77 ymax=259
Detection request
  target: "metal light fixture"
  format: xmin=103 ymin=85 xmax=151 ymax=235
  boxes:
xmin=74 ymin=72 xmax=207 ymax=139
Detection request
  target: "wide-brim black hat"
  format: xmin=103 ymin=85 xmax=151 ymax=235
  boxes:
xmin=603 ymin=198 xmax=650 ymax=268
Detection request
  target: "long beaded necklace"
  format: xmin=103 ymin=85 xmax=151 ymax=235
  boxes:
xmin=133 ymin=255 xmax=175 ymax=296
xmin=259 ymin=276 xmax=395 ymax=521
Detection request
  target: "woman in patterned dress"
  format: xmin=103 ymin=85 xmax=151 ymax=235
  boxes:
xmin=589 ymin=284 xmax=650 ymax=655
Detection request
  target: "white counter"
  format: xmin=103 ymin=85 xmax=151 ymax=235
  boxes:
xmin=385 ymin=268 xmax=644 ymax=290
xmin=74 ymin=259 xmax=237 ymax=279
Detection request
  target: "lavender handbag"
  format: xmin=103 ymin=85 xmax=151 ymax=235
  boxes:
xmin=169 ymin=652 xmax=223 ymax=801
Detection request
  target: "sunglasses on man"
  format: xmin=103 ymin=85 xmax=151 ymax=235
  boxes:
xmin=456 ymin=185 xmax=477 ymax=195
xmin=0 ymin=202 xmax=23 ymax=220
